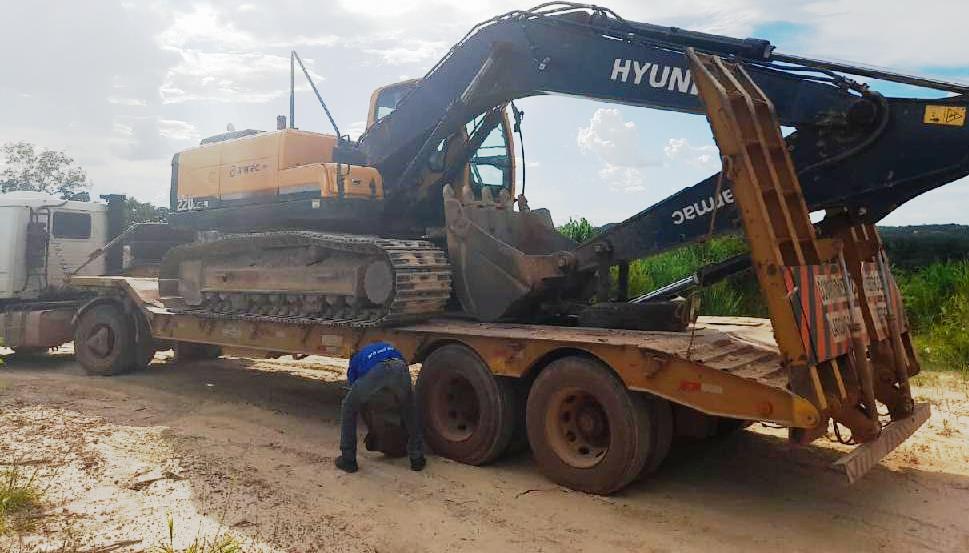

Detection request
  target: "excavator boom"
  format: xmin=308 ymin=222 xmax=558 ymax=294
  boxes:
xmin=351 ymin=3 xmax=968 ymax=268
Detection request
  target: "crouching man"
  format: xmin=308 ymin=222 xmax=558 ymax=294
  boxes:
xmin=335 ymin=341 xmax=426 ymax=473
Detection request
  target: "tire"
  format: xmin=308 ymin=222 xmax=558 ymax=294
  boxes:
xmin=526 ymin=356 xmax=653 ymax=495
xmin=174 ymin=342 xmax=221 ymax=362
xmin=639 ymin=395 xmax=673 ymax=477
xmin=502 ymin=376 xmax=531 ymax=456
xmin=132 ymin=313 xmax=156 ymax=370
xmin=74 ymin=304 xmax=135 ymax=376
xmin=416 ymin=344 xmax=517 ymax=466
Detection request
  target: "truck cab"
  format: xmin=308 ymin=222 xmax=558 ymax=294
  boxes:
xmin=0 ymin=191 xmax=108 ymax=302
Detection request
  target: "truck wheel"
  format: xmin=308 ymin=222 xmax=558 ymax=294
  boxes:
xmin=132 ymin=314 xmax=156 ymax=370
xmin=639 ymin=395 xmax=673 ymax=477
xmin=416 ymin=344 xmax=517 ymax=465
xmin=502 ymin=376 xmax=531 ymax=456
xmin=526 ymin=356 xmax=653 ymax=495
xmin=74 ymin=304 xmax=135 ymax=376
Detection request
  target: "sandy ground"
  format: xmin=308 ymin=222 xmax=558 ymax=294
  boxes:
xmin=1 ymin=348 xmax=968 ymax=553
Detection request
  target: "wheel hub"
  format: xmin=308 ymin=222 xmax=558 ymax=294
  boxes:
xmin=85 ymin=325 xmax=115 ymax=359
xmin=548 ymin=389 xmax=610 ymax=468
xmin=431 ymin=375 xmax=480 ymax=441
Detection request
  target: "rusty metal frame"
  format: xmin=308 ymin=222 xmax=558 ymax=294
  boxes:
xmin=70 ymin=275 xmax=818 ymax=429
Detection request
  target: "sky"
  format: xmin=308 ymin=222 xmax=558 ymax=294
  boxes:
xmin=1 ymin=0 xmax=967 ymax=227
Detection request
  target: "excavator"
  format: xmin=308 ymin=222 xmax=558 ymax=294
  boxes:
xmin=161 ymin=3 xmax=969 ymax=334
xmin=67 ymin=2 xmax=969 ymax=492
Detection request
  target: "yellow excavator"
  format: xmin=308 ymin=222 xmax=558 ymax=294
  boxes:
xmin=161 ymin=3 xmax=969 ymax=335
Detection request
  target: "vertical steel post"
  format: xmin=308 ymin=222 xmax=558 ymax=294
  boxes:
xmin=289 ymin=51 xmax=296 ymax=129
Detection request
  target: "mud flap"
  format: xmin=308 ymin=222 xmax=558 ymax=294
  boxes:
xmin=832 ymin=402 xmax=931 ymax=483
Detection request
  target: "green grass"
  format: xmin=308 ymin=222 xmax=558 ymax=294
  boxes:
xmin=152 ymin=515 xmax=243 ymax=553
xmin=559 ymin=219 xmax=969 ymax=373
xmin=624 ymin=236 xmax=767 ymax=317
xmin=896 ymin=260 xmax=969 ymax=374
xmin=559 ymin=218 xmax=766 ymax=317
xmin=0 ymin=467 xmax=43 ymax=535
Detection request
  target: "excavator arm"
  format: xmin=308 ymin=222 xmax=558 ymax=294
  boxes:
xmin=351 ymin=3 xmax=969 ymax=271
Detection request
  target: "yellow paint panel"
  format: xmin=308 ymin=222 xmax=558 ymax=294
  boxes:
xmin=924 ymin=105 xmax=966 ymax=127
xmin=175 ymin=129 xmax=348 ymax=203
xmin=219 ymin=156 xmax=275 ymax=199
xmin=278 ymin=164 xmax=326 ymax=195
xmin=278 ymin=131 xmax=336 ymax=169
xmin=177 ymin=145 xmax=220 ymax=199
xmin=320 ymin=164 xmax=383 ymax=199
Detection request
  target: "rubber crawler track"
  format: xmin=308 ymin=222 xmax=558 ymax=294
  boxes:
xmin=159 ymin=231 xmax=452 ymax=328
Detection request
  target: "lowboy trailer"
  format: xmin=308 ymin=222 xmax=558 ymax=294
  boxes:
xmin=65 ymin=49 xmax=934 ymax=494
xmin=68 ymin=273 xmax=929 ymax=493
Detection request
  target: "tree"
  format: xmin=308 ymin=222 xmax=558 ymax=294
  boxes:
xmin=559 ymin=217 xmax=599 ymax=243
xmin=125 ymin=197 xmax=169 ymax=224
xmin=0 ymin=142 xmax=91 ymax=200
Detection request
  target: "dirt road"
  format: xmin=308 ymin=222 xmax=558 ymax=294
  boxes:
xmin=1 ymin=349 xmax=968 ymax=552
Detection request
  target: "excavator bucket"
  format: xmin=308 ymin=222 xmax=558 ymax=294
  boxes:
xmin=442 ymin=183 xmax=580 ymax=322
xmin=687 ymin=48 xmax=928 ymax=482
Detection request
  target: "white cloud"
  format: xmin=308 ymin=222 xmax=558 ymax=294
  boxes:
xmin=110 ymin=116 xmax=199 ymax=161
xmin=577 ymin=108 xmax=658 ymax=192
xmin=159 ymin=50 xmax=295 ymax=104
xmin=107 ymin=96 xmax=148 ymax=107
xmin=155 ymin=5 xmax=331 ymax=104
xmin=157 ymin=5 xmax=254 ymax=52
xmin=363 ymin=40 xmax=448 ymax=65
xmin=158 ymin=119 xmax=199 ymax=142
xmin=664 ymin=137 xmax=719 ymax=167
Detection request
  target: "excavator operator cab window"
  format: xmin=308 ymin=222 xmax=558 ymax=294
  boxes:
xmin=371 ymin=82 xmax=416 ymax=125
xmin=466 ymin=115 xmax=512 ymax=197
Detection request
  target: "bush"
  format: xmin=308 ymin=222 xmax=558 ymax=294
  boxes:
xmin=556 ymin=219 xmax=969 ymax=372
xmin=559 ymin=217 xmax=598 ymax=243
xmin=896 ymin=260 xmax=969 ymax=373
xmin=625 ymin=236 xmax=766 ymax=317
xmin=555 ymin=218 xmax=766 ymax=317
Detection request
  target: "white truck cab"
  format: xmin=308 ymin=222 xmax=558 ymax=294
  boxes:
xmin=0 ymin=191 xmax=108 ymax=301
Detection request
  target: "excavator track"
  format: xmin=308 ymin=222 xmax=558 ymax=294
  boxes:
xmin=159 ymin=232 xmax=452 ymax=327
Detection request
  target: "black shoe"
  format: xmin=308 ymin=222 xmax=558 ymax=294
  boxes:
xmin=410 ymin=456 xmax=426 ymax=472
xmin=335 ymin=456 xmax=358 ymax=473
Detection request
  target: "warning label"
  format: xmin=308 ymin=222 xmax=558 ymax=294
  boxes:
xmin=924 ymin=105 xmax=967 ymax=127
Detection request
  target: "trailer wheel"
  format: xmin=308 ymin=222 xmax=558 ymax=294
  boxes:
xmin=132 ymin=314 xmax=156 ymax=370
xmin=416 ymin=344 xmax=517 ymax=465
xmin=526 ymin=356 xmax=652 ymax=495
xmin=639 ymin=395 xmax=673 ymax=477
xmin=74 ymin=304 xmax=134 ymax=376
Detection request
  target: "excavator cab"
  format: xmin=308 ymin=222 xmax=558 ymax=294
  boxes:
xmin=368 ymin=80 xmax=516 ymax=203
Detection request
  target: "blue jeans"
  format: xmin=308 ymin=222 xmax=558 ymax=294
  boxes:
xmin=339 ymin=358 xmax=423 ymax=462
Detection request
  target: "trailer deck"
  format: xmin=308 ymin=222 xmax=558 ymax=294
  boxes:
xmin=68 ymin=264 xmax=930 ymax=489
xmin=72 ymin=275 xmax=814 ymax=427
